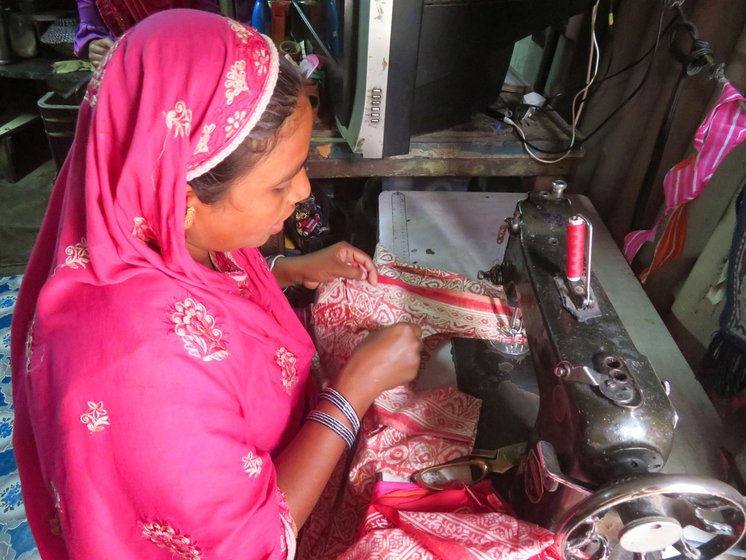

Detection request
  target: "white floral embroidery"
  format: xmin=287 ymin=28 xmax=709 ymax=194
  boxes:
xmin=80 ymin=401 xmax=110 ymax=433
xmin=165 ymin=101 xmax=192 ymax=138
xmin=193 ymin=123 xmax=216 ymax=155
xmin=60 ymin=237 xmax=90 ymax=270
xmin=51 ymin=481 xmax=62 ymax=513
xmin=228 ymin=19 xmax=250 ymax=43
xmin=170 ymin=297 xmax=230 ymax=361
xmin=275 ymin=347 xmax=298 ymax=394
xmin=224 ymin=110 xmax=246 ymax=139
xmin=141 ymin=520 xmax=203 ymax=559
xmin=253 ymin=47 xmax=270 ymax=75
xmin=25 ymin=318 xmax=34 ymax=373
xmin=276 ymin=487 xmax=297 ymax=555
xmin=242 ymin=451 xmax=263 ymax=477
xmin=132 ymin=217 xmax=156 ymax=244
xmin=84 ymin=70 xmax=103 ymax=108
xmin=225 ymin=60 xmax=249 ymax=106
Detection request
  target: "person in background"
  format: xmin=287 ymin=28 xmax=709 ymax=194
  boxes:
xmin=74 ymin=0 xmax=220 ymax=67
xmin=12 ymin=10 xmax=422 ymax=557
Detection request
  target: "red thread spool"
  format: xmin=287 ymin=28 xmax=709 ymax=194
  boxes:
xmin=566 ymin=216 xmax=585 ymax=281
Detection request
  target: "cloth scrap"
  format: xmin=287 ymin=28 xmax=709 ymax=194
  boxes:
xmin=52 ymin=60 xmax=94 ymax=73
xmin=299 ymin=246 xmax=552 ymax=559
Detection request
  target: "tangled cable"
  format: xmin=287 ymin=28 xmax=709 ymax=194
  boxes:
xmin=667 ymin=18 xmax=715 ymax=77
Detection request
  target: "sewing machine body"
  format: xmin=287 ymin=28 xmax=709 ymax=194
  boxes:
xmin=378 ymin=190 xmax=746 ymax=558
xmin=503 ymin=192 xmax=678 ymax=527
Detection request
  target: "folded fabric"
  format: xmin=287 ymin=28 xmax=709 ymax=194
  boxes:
xmin=340 ymin=480 xmax=559 ymax=560
xmin=299 ymin=385 xmax=482 ymax=559
xmin=52 ymin=59 xmax=94 ymax=73
xmin=298 ymin=246 xmax=549 ymax=559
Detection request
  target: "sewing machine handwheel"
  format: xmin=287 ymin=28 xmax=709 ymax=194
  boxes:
xmin=555 ymin=474 xmax=746 ymax=560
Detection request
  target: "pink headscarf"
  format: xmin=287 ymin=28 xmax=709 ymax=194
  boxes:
xmin=12 ymin=10 xmax=314 ymax=558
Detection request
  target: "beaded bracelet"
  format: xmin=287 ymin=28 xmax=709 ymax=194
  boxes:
xmin=306 ymin=410 xmax=356 ymax=450
xmin=319 ymin=387 xmax=361 ymax=434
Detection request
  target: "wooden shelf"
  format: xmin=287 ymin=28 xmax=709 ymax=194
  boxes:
xmin=307 ymin=106 xmax=583 ymax=179
xmin=0 ymin=55 xmax=91 ymax=85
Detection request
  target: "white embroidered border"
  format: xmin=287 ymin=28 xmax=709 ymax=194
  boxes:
xmin=186 ymin=32 xmax=279 ymax=181
xmin=280 ymin=514 xmax=297 ymax=560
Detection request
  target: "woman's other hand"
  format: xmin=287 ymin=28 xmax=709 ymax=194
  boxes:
xmin=334 ymin=323 xmax=423 ymax=416
xmin=88 ymin=38 xmax=114 ymax=68
xmin=272 ymin=241 xmax=378 ymax=289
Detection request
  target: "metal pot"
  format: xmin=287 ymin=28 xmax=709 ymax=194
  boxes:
xmin=8 ymin=10 xmax=37 ymax=58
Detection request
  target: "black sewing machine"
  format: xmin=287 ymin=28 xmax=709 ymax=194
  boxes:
xmin=378 ymin=188 xmax=746 ymax=558
xmin=449 ymin=186 xmax=746 ymax=559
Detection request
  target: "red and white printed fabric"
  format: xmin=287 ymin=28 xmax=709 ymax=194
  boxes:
xmin=312 ymin=245 xmax=525 ymax=379
xmin=300 ymin=246 xmax=554 ymax=559
xmin=341 ymin=481 xmax=559 ymax=560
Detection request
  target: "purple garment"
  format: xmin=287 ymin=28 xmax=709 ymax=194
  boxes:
xmin=74 ymin=0 xmax=112 ymax=58
xmin=74 ymin=0 xmax=220 ymax=58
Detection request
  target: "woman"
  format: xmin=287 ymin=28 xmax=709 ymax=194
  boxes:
xmin=74 ymin=0 xmax=220 ymax=67
xmin=11 ymin=10 xmax=422 ymax=558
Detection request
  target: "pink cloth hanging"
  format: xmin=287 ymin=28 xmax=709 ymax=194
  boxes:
xmin=623 ymin=82 xmax=746 ymax=270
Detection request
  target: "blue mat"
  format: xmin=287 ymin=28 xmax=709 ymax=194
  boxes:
xmin=0 ymin=276 xmax=39 ymax=559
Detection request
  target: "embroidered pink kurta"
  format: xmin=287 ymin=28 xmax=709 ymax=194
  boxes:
xmin=11 ymin=12 xmax=315 ymax=559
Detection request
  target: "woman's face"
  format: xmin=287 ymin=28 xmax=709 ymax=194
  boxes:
xmin=186 ymin=96 xmax=313 ymax=263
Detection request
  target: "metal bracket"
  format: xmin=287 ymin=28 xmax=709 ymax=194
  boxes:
xmin=554 ymin=357 xmax=643 ymax=408
xmin=554 ymin=276 xmax=602 ymax=321
xmin=525 ymin=441 xmax=595 ymax=504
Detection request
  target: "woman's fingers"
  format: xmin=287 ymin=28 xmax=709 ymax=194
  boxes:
xmin=337 ymin=244 xmax=378 ymax=285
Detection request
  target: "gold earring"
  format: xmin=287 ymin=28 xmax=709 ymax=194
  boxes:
xmin=184 ymin=206 xmax=196 ymax=229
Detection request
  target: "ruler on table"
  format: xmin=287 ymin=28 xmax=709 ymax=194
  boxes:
xmin=389 ymin=192 xmax=410 ymax=261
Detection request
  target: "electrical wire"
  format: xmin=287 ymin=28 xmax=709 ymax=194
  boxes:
xmin=547 ymin=16 xmax=678 ymax=107
xmin=510 ymin=0 xmax=669 ymax=158
xmin=506 ymin=0 xmax=601 ymax=164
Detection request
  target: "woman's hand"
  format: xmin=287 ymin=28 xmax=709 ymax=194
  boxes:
xmin=333 ymin=323 xmax=423 ymax=416
xmin=276 ymin=321 xmax=422 ymax=529
xmin=88 ymin=38 xmax=114 ymax=69
xmin=272 ymin=241 xmax=378 ymax=289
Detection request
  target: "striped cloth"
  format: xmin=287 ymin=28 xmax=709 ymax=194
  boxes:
xmin=623 ymin=82 xmax=746 ymax=283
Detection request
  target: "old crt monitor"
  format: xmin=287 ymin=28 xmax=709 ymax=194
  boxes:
xmin=290 ymin=0 xmax=594 ymax=158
